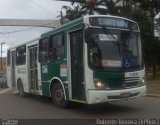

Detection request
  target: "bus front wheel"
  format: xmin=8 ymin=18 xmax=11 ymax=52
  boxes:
xmin=51 ymin=83 xmax=68 ymax=108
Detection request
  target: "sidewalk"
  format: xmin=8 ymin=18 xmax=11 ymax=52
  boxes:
xmin=0 ymin=87 xmax=10 ymax=94
xmin=0 ymin=88 xmax=4 ymax=91
xmin=146 ymin=79 xmax=160 ymax=97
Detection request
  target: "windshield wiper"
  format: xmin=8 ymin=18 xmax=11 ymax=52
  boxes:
xmin=101 ymin=27 xmax=122 ymax=54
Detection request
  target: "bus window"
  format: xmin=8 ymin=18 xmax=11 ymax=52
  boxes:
xmin=49 ymin=33 xmax=65 ymax=61
xmin=16 ymin=45 xmax=26 ymax=65
xmin=39 ymin=37 xmax=49 ymax=62
xmin=7 ymin=50 xmax=10 ymax=66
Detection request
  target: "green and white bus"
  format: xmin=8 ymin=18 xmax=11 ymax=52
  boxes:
xmin=7 ymin=15 xmax=146 ymax=107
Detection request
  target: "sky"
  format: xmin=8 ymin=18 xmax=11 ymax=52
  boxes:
xmin=0 ymin=0 xmax=71 ymax=56
xmin=0 ymin=0 xmax=70 ymax=19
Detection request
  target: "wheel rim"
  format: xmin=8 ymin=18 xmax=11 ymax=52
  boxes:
xmin=55 ymin=88 xmax=64 ymax=102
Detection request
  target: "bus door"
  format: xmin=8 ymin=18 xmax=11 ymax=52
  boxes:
xmin=28 ymin=45 xmax=38 ymax=93
xmin=70 ymin=30 xmax=85 ymax=101
xmin=11 ymin=51 xmax=16 ymax=87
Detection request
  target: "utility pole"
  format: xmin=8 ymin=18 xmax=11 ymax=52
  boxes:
xmin=1 ymin=42 xmax=6 ymax=72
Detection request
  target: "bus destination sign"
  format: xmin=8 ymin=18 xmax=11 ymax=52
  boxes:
xmin=89 ymin=17 xmax=138 ymax=30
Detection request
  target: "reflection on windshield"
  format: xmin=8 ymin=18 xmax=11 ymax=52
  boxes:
xmin=87 ymin=28 xmax=142 ymax=70
xmin=121 ymin=31 xmax=140 ymax=68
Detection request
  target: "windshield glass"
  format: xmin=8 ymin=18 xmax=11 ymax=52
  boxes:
xmin=87 ymin=28 xmax=142 ymax=70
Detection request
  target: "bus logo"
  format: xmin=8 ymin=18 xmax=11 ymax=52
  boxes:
xmin=42 ymin=65 xmax=48 ymax=74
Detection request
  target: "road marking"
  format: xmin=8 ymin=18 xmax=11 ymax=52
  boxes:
xmin=0 ymin=88 xmax=11 ymax=94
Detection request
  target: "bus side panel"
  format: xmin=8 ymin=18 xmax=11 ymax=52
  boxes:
xmin=40 ymin=61 xmax=68 ymax=97
xmin=16 ymin=65 xmax=29 ymax=93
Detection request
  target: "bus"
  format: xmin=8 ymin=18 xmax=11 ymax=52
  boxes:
xmin=7 ymin=15 xmax=146 ymax=108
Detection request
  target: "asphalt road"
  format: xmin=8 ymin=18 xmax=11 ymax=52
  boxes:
xmin=0 ymin=89 xmax=160 ymax=125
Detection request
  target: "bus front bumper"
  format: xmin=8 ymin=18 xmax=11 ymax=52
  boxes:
xmin=87 ymin=86 xmax=146 ymax=104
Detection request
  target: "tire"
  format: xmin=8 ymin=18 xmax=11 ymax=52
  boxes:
xmin=51 ymin=83 xmax=69 ymax=108
xmin=18 ymin=80 xmax=25 ymax=97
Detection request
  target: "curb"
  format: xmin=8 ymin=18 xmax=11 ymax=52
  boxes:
xmin=146 ymin=94 xmax=160 ymax=98
xmin=0 ymin=88 xmax=11 ymax=94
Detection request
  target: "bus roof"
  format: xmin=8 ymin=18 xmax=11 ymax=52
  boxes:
xmin=7 ymin=36 xmax=40 ymax=50
xmin=41 ymin=15 xmax=138 ymax=38
xmin=41 ymin=17 xmax=83 ymax=38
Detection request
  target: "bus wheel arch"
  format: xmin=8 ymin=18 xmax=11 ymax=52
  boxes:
xmin=50 ymin=78 xmax=69 ymax=108
xmin=17 ymin=78 xmax=25 ymax=97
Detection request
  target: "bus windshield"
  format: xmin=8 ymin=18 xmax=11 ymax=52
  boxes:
xmin=87 ymin=28 xmax=142 ymax=70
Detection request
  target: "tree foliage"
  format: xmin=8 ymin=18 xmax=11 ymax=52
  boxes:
xmin=60 ymin=0 xmax=107 ymax=19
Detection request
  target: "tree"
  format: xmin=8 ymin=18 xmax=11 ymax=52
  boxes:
xmin=59 ymin=0 xmax=107 ymax=22
xmin=122 ymin=0 xmax=160 ymax=77
xmin=102 ymin=0 xmax=122 ymax=16
xmin=136 ymin=0 xmax=160 ymax=78
xmin=62 ymin=5 xmax=82 ymax=22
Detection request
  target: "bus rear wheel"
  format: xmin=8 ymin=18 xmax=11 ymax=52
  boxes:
xmin=51 ymin=83 xmax=68 ymax=108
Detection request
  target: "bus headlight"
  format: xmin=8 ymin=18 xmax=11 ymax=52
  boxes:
xmin=138 ymin=77 xmax=145 ymax=86
xmin=94 ymin=79 xmax=105 ymax=89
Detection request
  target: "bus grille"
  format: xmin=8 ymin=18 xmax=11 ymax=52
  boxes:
xmin=107 ymin=78 xmax=124 ymax=90
xmin=107 ymin=77 xmax=139 ymax=90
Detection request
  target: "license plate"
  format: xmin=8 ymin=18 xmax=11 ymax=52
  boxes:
xmin=121 ymin=92 xmax=130 ymax=98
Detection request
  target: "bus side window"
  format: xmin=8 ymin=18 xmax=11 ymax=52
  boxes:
xmin=39 ymin=37 xmax=49 ymax=62
xmin=49 ymin=33 xmax=65 ymax=61
xmin=16 ymin=45 xmax=26 ymax=65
